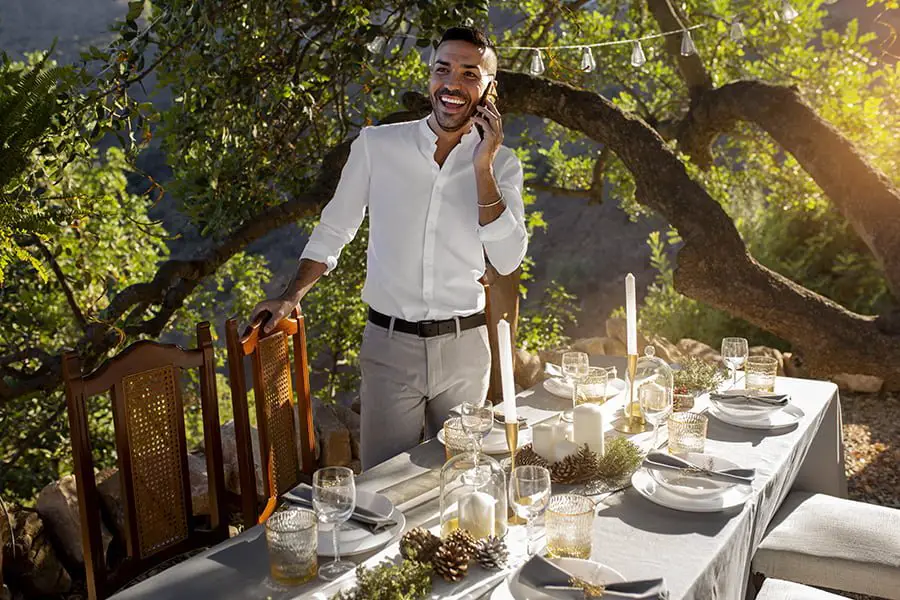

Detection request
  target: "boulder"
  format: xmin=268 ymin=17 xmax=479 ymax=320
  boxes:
xmin=221 ymin=420 xmax=264 ymax=496
xmin=538 ymin=347 xmax=570 ymax=368
xmin=603 ymin=338 xmax=627 ymax=357
xmin=570 ymin=337 xmax=610 ymax=356
xmin=605 ymin=317 xmax=649 ymax=351
xmin=36 ymin=475 xmax=112 ymax=568
xmin=514 ymin=348 xmax=544 ymax=389
xmin=313 ymin=398 xmax=352 ymax=468
xmin=782 ymin=352 xmax=809 ymax=379
xmin=676 ymin=339 xmax=721 ymax=365
xmin=646 ymin=335 xmax=685 ymax=365
xmin=832 ymin=373 xmax=884 ymax=393
xmin=332 ymin=404 xmax=361 ymax=460
xmin=749 ymin=346 xmax=785 ymax=375
xmin=2 ymin=510 xmax=71 ymax=596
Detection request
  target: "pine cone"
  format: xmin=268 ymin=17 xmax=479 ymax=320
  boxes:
xmin=445 ymin=528 xmax=477 ymax=556
xmin=551 ymin=453 xmax=584 ymax=483
xmin=473 ymin=535 xmax=508 ymax=570
xmin=399 ymin=527 xmax=441 ymax=563
xmin=433 ymin=540 xmax=471 ymax=582
xmin=515 ymin=444 xmax=550 ymax=468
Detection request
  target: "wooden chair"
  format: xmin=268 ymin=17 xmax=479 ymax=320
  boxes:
xmin=225 ymin=308 xmax=316 ymax=530
xmin=62 ymin=322 xmax=228 ymax=600
xmin=483 ymin=265 xmax=522 ymax=404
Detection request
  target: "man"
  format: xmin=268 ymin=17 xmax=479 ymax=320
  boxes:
xmin=250 ymin=26 xmax=527 ymax=469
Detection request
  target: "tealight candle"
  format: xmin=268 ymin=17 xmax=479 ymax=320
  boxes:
xmin=459 ymin=490 xmax=496 ymax=539
xmin=573 ymin=403 xmax=605 ymax=455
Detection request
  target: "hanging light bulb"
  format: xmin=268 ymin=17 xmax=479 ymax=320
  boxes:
xmin=366 ymin=35 xmax=386 ymax=54
xmin=630 ymin=40 xmax=646 ymax=67
xmin=781 ymin=1 xmax=800 ymax=22
xmin=580 ymin=46 xmax=596 ymax=73
xmin=530 ymin=50 xmax=546 ymax=76
xmin=730 ymin=19 xmax=745 ymax=42
xmin=680 ymin=30 xmax=697 ymax=56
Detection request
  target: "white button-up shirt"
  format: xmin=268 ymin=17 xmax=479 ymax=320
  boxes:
xmin=300 ymin=116 xmax=527 ymax=322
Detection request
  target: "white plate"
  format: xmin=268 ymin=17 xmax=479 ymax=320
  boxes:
xmin=491 ymin=557 xmax=627 ymax=600
xmin=708 ymin=403 xmax=804 ymax=430
xmin=438 ymin=426 xmax=532 ymax=454
xmin=709 ymin=390 xmax=786 ymax=419
xmin=317 ymin=490 xmax=405 ymax=557
xmin=542 ymin=377 xmax=627 ymax=400
xmin=632 ymin=468 xmax=752 ymax=512
xmin=646 ymin=452 xmax=738 ymax=499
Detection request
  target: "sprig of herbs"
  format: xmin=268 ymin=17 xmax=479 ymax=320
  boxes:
xmin=594 ymin=437 xmax=643 ymax=481
xmin=673 ymin=357 xmax=724 ymax=394
xmin=332 ymin=559 xmax=433 ymax=600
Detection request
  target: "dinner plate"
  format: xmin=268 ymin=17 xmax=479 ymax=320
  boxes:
xmin=491 ymin=557 xmax=627 ymax=600
xmin=708 ymin=403 xmax=804 ymax=430
xmin=542 ymin=377 xmax=627 ymax=400
xmin=632 ymin=468 xmax=752 ymax=512
xmin=438 ymin=426 xmax=532 ymax=454
xmin=709 ymin=390 xmax=786 ymax=419
xmin=645 ymin=452 xmax=739 ymax=499
xmin=316 ymin=490 xmax=405 ymax=556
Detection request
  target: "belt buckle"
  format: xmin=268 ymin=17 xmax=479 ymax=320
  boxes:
xmin=417 ymin=320 xmax=437 ymax=337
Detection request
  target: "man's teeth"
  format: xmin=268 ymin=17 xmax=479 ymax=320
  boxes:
xmin=441 ymin=96 xmax=465 ymax=105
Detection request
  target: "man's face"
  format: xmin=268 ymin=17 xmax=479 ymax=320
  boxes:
xmin=428 ymin=40 xmax=495 ymax=133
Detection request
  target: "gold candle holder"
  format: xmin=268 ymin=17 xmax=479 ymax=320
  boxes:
xmin=505 ymin=421 xmax=525 ymax=525
xmin=614 ymin=353 xmax=650 ymax=433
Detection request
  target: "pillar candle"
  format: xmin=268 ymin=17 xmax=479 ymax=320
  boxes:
xmin=573 ymin=403 xmax=606 ymax=456
xmin=531 ymin=423 xmax=556 ymax=463
xmin=626 ymin=273 xmax=637 ymax=355
xmin=553 ymin=438 xmax=579 ymax=462
xmin=497 ymin=319 xmax=517 ymax=424
xmin=459 ymin=490 xmax=496 ymax=539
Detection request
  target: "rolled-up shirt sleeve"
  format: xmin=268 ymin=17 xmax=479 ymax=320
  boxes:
xmin=478 ymin=149 xmax=528 ymax=275
xmin=300 ymin=128 xmax=371 ymax=274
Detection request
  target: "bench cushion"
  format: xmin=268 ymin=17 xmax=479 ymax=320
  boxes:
xmin=756 ymin=578 xmax=846 ymax=600
xmin=752 ymin=492 xmax=900 ymax=600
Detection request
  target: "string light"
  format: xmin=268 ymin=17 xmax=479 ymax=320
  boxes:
xmin=580 ymin=47 xmax=596 ymax=72
xmin=530 ymin=50 xmax=546 ymax=75
xmin=630 ymin=40 xmax=647 ymax=67
xmin=680 ymin=30 xmax=697 ymax=56
xmin=730 ymin=19 xmax=745 ymax=42
xmin=781 ymin=1 xmax=800 ymax=22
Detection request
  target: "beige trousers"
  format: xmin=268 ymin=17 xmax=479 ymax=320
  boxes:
xmin=358 ymin=320 xmax=491 ymax=470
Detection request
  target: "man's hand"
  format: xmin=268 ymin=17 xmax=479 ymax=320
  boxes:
xmin=472 ymin=99 xmax=503 ymax=170
xmin=249 ymin=293 xmax=300 ymax=334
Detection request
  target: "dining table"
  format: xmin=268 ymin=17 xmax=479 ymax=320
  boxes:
xmin=111 ymin=355 xmax=846 ymax=600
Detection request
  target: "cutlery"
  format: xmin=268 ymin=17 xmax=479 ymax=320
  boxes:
xmin=284 ymin=485 xmax=397 ymax=533
xmin=643 ymin=452 xmax=755 ymax=485
xmin=709 ymin=392 xmax=789 ymax=406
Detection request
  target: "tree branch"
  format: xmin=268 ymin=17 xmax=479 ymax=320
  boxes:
xmin=646 ymin=0 xmax=713 ymax=100
xmin=32 ymin=237 xmax=87 ymax=331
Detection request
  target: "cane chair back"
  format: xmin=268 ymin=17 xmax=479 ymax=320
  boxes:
xmin=482 ymin=264 xmax=522 ymax=403
xmin=225 ymin=308 xmax=315 ymax=529
xmin=61 ymin=322 xmax=227 ymax=600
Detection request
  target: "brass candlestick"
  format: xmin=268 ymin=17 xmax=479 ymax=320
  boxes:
xmin=506 ymin=421 xmax=525 ymax=524
xmin=614 ymin=353 xmax=650 ymax=433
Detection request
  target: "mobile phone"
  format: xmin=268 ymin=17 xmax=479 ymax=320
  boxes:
xmin=474 ymin=80 xmax=498 ymax=140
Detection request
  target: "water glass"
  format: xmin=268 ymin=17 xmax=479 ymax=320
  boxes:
xmin=313 ymin=466 xmax=356 ymax=581
xmin=721 ymin=337 xmax=749 ymax=387
xmin=561 ymin=351 xmax=590 ymax=422
xmin=667 ymin=412 xmax=708 ymax=454
xmin=460 ymin=402 xmax=494 ymax=463
xmin=509 ymin=465 xmax=551 ymax=556
xmin=443 ymin=417 xmax=472 ymax=460
xmin=574 ymin=367 xmax=609 ymax=406
xmin=265 ymin=507 xmax=318 ymax=585
xmin=639 ymin=379 xmax=673 ymax=450
xmin=746 ymin=356 xmax=778 ymax=392
xmin=545 ymin=494 xmax=594 ymax=559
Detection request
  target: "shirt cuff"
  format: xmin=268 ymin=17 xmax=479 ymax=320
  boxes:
xmin=299 ymin=243 xmax=338 ymax=275
xmin=477 ymin=204 xmax=518 ymax=243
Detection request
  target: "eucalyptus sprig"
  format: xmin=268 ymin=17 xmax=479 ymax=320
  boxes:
xmin=594 ymin=437 xmax=643 ymax=482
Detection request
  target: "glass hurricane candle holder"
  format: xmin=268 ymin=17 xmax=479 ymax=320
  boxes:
xmin=443 ymin=417 xmax=471 ymax=460
xmin=439 ymin=450 xmax=508 ymax=540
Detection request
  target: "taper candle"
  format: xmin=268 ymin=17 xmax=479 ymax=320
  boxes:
xmin=498 ymin=319 xmax=517 ymax=424
xmin=626 ymin=274 xmax=637 ymax=355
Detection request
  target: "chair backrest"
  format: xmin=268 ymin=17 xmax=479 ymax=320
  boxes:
xmin=482 ymin=265 xmax=522 ymax=403
xmin=225 ymin=308 xmax=315 ymax=529
xmin=61 ymin=322 xmax=227 ymax=600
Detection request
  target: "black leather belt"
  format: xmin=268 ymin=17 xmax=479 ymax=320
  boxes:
xmin=367 ymin=307 xmax=486 ymax=338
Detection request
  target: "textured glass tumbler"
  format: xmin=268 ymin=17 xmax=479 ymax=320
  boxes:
xmin=667 ymin=412 xmax=708 ymax=454
xmin=545 ymin=494 xmax=594 ymax=559
xmin=266 ymin=508 xmax=318 ymax=585
xmin=746 ymin=356 xmax=778 ymax=392
xmin=443 ymin=417 xmax=471 ymax=460
xmin=574 ymin=367 xmax=609 ymax=406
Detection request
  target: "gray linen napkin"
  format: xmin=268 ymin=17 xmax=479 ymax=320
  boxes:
xmin=284 ymin=484 xmax=397 ymax=532
xmin=642 ymin=452 xmax=754 ymax=486
xmin=518 ymin=555 xmax=668 ymax=599
xmin=709 ymin=392 xmax=789 ymax=407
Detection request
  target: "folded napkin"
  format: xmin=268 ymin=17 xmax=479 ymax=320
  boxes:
xmin=545 ymin=363 xmax=564 ymax=378
xmin=284 ymin=484 xmax=397 ymax=533
xmin=709 ymin=392 xmax=789 ymax=407
xmin=518 ymin=555 xmax=668 ymax=599
xmin=643 ymin=452 xmax=754 ymax=486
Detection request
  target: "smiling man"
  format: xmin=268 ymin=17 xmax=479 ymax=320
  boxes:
xmin=250 ymin=26 xmax=527 ymax=470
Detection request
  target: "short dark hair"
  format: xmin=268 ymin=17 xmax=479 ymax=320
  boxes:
xmin=438 ymin=26 xmax=498 ymax=74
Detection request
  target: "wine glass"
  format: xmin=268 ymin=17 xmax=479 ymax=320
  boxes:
xmin=509 ymin=465 xmax=552 ymax=556
xmin=312 ymin=466 xmax=356 ymax=580
xmin=639 ymin=379 xmax=673 ymax=450
xmin=460 ymin=401 xmax=494 ymax=467
xmin=721 ymin=337 xmax=749 ymax=387
xmin=561 ymin=351 xmax=590 ymax=422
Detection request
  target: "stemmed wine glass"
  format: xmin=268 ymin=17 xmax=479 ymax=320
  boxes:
xmin=639 ymin=379 xmax=674 ymax=450
xmin=721 ymin=337 xmax=749 ymax=387
xmin=312 ymin=466 xmax=356 ymax=580
xmin=509 ymin=465 xmax=551 ymax=556
xmin=460 ymin=401 xmax=494 ymax=468
xmin=561 ymin=351 xmax=590 ymax=422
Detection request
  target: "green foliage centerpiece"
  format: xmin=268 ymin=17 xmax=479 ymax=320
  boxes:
xmin=515 ymin=437 xmax=643 ymax=485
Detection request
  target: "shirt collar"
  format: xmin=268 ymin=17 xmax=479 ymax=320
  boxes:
xmin=420 ymin=114 xmax=480 ymax=148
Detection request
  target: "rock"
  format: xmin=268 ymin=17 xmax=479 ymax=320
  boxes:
xmin=833 ymin=373 xmax=884 ymax=393
xmin=676 ymin=339 xmax=721 ymax=365
xmin=646 ymin=335 xmax=685 ymax=365
xmin=570 ymin=337 xmax=609 ymax=355
xmin=782 ymin=352 xmax=809 ymax=379
xmin=2 ymin=510 xmax=71 ymax=596
xmin=187 ymin=454 xmax=210 ymax=516
xmin=749 ymin=346 xmax=784 ymax=375
xmin=36 ymin=475 xmax=112 ymax=567
xmin=220 ymin=420 xmax=264 ymax=496
xmin=313 ymin=398 xmax=352 ymax=468
xmin=604 ymin=338 xmax=627 ymax=357
xmin=350 ymin=396 xmax=361 ymax=414
xmin=538 ymin=348 xmax=570 ymax=368
xmin=605 ymin=318 xmax=649 ymax=350
xmin=514 ymin=348 xmax=544 ymax=389
xmin=332 ymin=404 xmax=361 ymax=460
